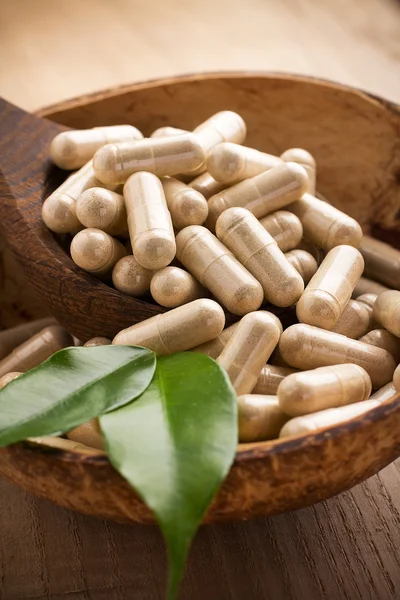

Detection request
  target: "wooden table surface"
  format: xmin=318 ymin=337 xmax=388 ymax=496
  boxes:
xmin=1 ymin=0 xmax=400 ymax=598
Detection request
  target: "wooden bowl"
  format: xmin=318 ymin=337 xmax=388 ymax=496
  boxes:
xmin=0 ymin=73 xmax=399 ymax=523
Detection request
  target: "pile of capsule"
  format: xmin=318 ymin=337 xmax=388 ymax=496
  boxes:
xmin=38 ymin=110 xmax=400 ymax=444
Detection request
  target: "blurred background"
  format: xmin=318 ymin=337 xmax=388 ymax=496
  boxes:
xmin=1 ymin=0 xmax=400 ymax=111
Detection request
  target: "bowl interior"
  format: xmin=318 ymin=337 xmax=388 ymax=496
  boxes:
xmin=0 ymin=73 xmax=399 ymax=523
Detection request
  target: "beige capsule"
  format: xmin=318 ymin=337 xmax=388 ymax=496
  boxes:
xmin=331 ymin=299 xmax=371 ymax=339
xmin=0 ymin=371 xmax=22 ymax=389
xmin=67 ymin=419 xmax=104 ymax=450
xmin=150 ymin=266 xmax=205 ymax=308
xmin=176 ymin=225 xmax=263 ymax=316
xmin=359 ymin=235 xmax=400 ymax=289
xmin=0 ymin=326 xmax=74 ymax=377
xmin=161 ymin=177 xmax=208 ymax=229
xmin=70 ymin=228 xmax=127 ymax=278
xmin=370 ymin=382 xmax=397 ymax=402
xmin=352 ymin=277 xmax=390 ymax=298
xmin=189 ymin=171 xmax=228 ymax=199
xmin=285 ymin=249 xmax=318 ymax=284
xmin=216 ymin=208 xmax=304 ymax=307
xmin=279 ymin=323 xmax=396 ymax=389
xmin=355 ymin=293 xmax=378 ymax=330
xmin=296 ymin=245 xmax=364 ymax=330
xmin=42 ymin=161 xmax=109 ymax=234
xmin=112 ymin=255 xmax=153 ymax=297
xmin=373 ymin=290 xmax=400 ymax=338
xmin=0 ymin=317 xmax=57 ymax=361
xmin=358 ymin=329 xmax=400 ymax=363
xmin=50 ymin=125 xmax=143 ymax=170
xmin=238 ymin=394 xmax=289 ymax=443
xmin=30 ymin=436 xmax=104 ymax=455
xmin=83 ymin=337 xmax=111 ymax=347
xmin=193 ymin=111 xmax=246 ymax=154
xmin=277 ymin=364 xmax=372 ymax=417
xmin=207 ymin=142 xmax=283 ymax=184
xmin=280 ymin=148 xmax=316 ymax=194
xmin=124 ymin=172 xmax=176 ymax=270
xmin=279 ymin=399 xmax=380 ymax=438
xmin=93 ymin=133 xmax=205 ymax=185
xmin=252 ymin=364 xmax=297 ymax=395
xmin=288 ymin=193 xmax=363 ymax=251
xmin=113 ymin=298 xmax=225 ymax=353
xmin=207 ymin=162 xmax=308 ymax=231
xmin=217 ymin=311 xmax=282 ymax=395
xmin=76 ymin=187 xmax=127 ymax=236
xmin=394 ymin=365 xmax=400 ymax=391
xmin=191 ymin=322 xmax=239 ymax=359
xmin=259 ymin=210 xmax=303 ymax=252
xmin=150 ymin=126 xmax=188 ymax=138
xmin=268 ymin=346 xmax=293 ymax=369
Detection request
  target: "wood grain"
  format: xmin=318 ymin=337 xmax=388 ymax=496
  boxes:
xmin=1 ymin=465 xmax=400 ymax=600
xmin=1 ymin=0 xmax=400 ymax=598
xmin=0 ymin=0 xmax=400 ymax=111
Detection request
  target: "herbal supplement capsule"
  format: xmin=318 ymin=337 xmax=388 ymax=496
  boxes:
xmin=70 ymin=228 xmax=127 ymax=278
xmin=288 ymin=193 xmax=363 ymax=251
xmin=280 ymin=148 xmax=316 ymax=194
xmin=50 ymin=125 xmax=143 ymax=170
xmin=83 ymin=337 xmax=111 ymax=347
xmin=359 ymin=329 xmax=400 ymax=363
xmin=76 ymin=188 xmax=127 ymax=236
xmin=394 ymin=365 xmax=400 ymax=391
xmin=238 ymin=394 xmax=289 ymax=442
xmin=331 ymin=299 xmax=371 ymax=339
xmin=0 ymin=326 xmax=74 ymax=377
xmin=161 ymin=177 xmax=208 ymax=229
xmin=216 ymin=207 xmax=304 ymax=307
xmin=373 ymin=290 xmax=400 ymax=337
xmin=252 ymin=364 xmax=297 ymax=395
xmin=296 ymin=245 xmax=364 ymax=329
xmin=189 ymin=171 xmax=227 ymax=199
xmin=124 ymin=172 xmax=176 ymax=270
xmin=93 ymin=133 xmax=205 ymax=185
xmin=176 ymin=226 xmax=263 ymax=316
xmin=355 ymin=293 xmax=378 ymax=329
xmin=67 ymin=420 xmax=104 ymax=450
xmin=359 ymin=235 xmax=400 ymax=289
xmin=193 ymin=111 xmax=246 ymax=154
xmin=207 ymin=142 xmax=283 ymax=184
xmin=259 ymin=210 xmax=303 ymax=252
xmin=285 ymin=249 xmax=318 ymax=284
xmin=279 ymin=323 xmax=396 ymax=389
xmin=0 ymin=371 xmax=22 ymax=389
xmin=217 ymin=311 xmax=282 ymax=395
xmin=370 ymin=382 xmax=397 ymax=402
xmin=42 ymin=161 xmax=108 ymax=233
xmin=191 ymin=322 xmax=239 ymax=359
xmin=352 ymin=277 xmax=390 ymax=298
xmin=113 ymin=298 xmax=225 ymax=353
xmin=150 ymin=266 xmax=205 ymax=308
xmin=277 ymin=364 xmax=371 ymax=417
xmin=150 ymin=126 xmax=188 ymax=138
xmin=207 ymin=162 xmax=308 ymax=231
xmin=0 ymin=317 xmax=57 ymax=360
xmin=279 ymin=399 xmax=380 ymax=438
xmin=30 ymin=436 xmax=103 ymax=455
xmin=112 ymin=255 xmax=153 ymax=297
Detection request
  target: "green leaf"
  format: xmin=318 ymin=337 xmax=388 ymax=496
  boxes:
xmin=100 ymin=352 xmax=237 ymax=600
xmin=0 ymin=345 xmax=156 ymax=446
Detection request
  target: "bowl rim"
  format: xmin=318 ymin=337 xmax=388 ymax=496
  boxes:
xmin=32 ymin=70 xmax=400 ymax=467
xmin=36 ymin=70 xmax=400 ymax=119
